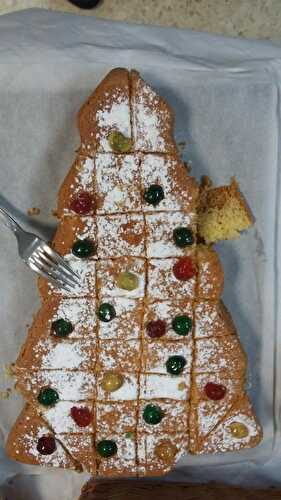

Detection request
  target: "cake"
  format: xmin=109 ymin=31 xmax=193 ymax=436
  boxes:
xmin=198 ymin=176 xmax=253 ymax=244
xmin=6 ymin=68 xmax=262 ymax=477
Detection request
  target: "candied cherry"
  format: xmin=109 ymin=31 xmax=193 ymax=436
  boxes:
xmin=38 ymin=387 xmax=59 ymax=407
xmin=70 ymin=192 xmax=94 ymax=215
xmin=146 ymin=320 xmax=166 ymax=338
xmin=97 ymin=440 xmax=117 ymax=458
xmin=143 ymin=185 xmax=164 ymax=206
xmin=173 ymin=227 xmax=194 ymax=247
xmin=172 ymin=315 xmax=192 ymax=336
xmin=204 ymin=382 xmax=227 ymax=401
xmin=37 ymin=436 xmax=56 ymax=455
xmin=155 ymin=440 xmax=177 ymax=464
xmin=101 ymin=372 xmax=124 ymax=392
xmin=51 ymin=318 xmax=73 ymax=338
xmin=70 ymin=406 xmax=92 ymax=427
xmin=166 ymin=355 xmax=186 ymax=375
xmin=173 ymin=256 xmax=196 ymax=281
xmin=143 ymin=404 xmax=164 ymax=425
xmin=72 ymin=239 xmax=96 ymax=258
xmin=229 ymin=422 xmax=249 ymax=439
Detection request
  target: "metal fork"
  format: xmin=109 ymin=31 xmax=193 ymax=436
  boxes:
xmin=0 ymin=206 xmax=80 ymax=291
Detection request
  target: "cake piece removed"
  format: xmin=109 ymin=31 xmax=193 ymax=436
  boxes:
xmin=198 ymin=177 xmax=253 ymax=244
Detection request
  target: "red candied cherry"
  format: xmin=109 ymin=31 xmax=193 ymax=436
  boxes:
xmin=70 ymin=406 xmax=92 ymax=427
xmin=70 ymin=192 xmax=94 ymax=215
xmin=146 ymin=320 xmax=166 ymax=338
xmin=173 ymin=256 xmax=196 ymax=281
xmin=204 ymin=382 xmax=227 ymax=401
xmin=37 ymin=436 xmax=56 ymax=455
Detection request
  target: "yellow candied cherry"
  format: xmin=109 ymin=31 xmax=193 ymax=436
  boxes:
xmin=116 ymin=271 xmax=139 ymax=291
xmin=229 ymin=422 xmax=249 ymax=439
xmin=107 ymin=130 xmax=132 ymax=153
xmin=155 ymin=440 xmax=177 ymax=464
xmin=101 ymin=371 xmax=124 ymax=392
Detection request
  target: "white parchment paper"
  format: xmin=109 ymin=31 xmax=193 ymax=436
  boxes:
xmin=0 ymin=8 xmax=281 ymax=498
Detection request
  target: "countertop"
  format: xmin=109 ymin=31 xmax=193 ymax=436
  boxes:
xmin=0 ymin=0 xmax=280 ymax=40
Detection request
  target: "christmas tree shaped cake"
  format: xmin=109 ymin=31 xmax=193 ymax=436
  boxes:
xmin=6 ymin=69 xmax=262 ymax=477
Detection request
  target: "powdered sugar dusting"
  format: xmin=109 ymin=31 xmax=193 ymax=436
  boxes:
xmin=52 ymin=298 xmax=96 ymax=338
xmin=36 ymin=339 xmax=94 ymax=370
xmin=132 ymin=80 xmax=167 ymax=152
xmin=96 ymin=96 xmax=131 ymax=151
xmin=140 ymin=374 xmax=190 ymax=400
xmin=43 ymin=401 xmax=93 ymax=434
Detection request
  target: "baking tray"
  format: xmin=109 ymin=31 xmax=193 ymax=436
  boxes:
xmin=0 ymin=9 xmax=281 ymax=494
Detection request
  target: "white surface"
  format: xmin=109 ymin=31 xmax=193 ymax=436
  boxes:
xmin=0 ymin=8 xmax=281 ymax=498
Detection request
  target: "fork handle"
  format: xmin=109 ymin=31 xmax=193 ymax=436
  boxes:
xmin=0 ymin=206 xmax=22 ymax=235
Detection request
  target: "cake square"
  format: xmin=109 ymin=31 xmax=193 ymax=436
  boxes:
xmin=57 ymin=156 xmax=95 ymax=218
xmin=140 ymin=154 xmax=198 ymax=212
xmin=194 ymin=336 xmax=247 ymax=375
xmin=26 ymin=297 xmax=96 ymax=342
xmin=52 ymin=216 xmax=97 ymax=259
xmin=16 ymin=370 xmax=96 ymax=403
xmin=59 ymin=433 xmax=96 ymax=474
xmin=147 ymin=257 xmax=196 ymax=301
xmin=193 ymin=395 xmax=262 ymax=455
xmin=194 ymin=300 xmax=236 ymax=339
xmin=96 ymin=401 xmax=137 ymax=435
xmin=144 ymin=300 xmax=193 ymax=341
xmin=97 ymin=339 xmax=141 ymax=373
xmin=137 ymin=432 xmax=188 ymax=476
xmin=189 ymin=373 xmax=245 ymax=443
xmin=98 ymin=297 xmax=143 ymax=340
xmin=97 ymin=257 xmax=145 ymax=299
xmin=49 ymin=297 xmax=97 ymax=339
xmin=38 ymin=257 xmax=96 ymax=300
xmin=145 ymin=211 xmax=196 ymax=258
xmin=42 ymin=401 xmax=94 ymax=434
xmin=142 ymin=339 xmax=193 ymax=374
xmin=97 ymin=373 xmax=138 ymax=402
xmin=97 ymin=213 xmax=145 ymax=258
xmin=16 ymin=337 xmax=97 ymax=371
xmin=95 ymin=154 xmax=142 ymax=213
xmin=139 ymin=373 xmax=190 ymax=401
xmin=131 ymin=70 xmax=176 ymax=154
xmin=6 ymin=404 xmax=78 ymax=469
xmin=95 ymin=433 xmax=137 ymax=476
xmin=197 ymin=246 xmax=224 ymax=300
xmin=79 ymin=68 xmax=131 ymax=154
xmin=138 ymin=399 xmax=188 ymax=435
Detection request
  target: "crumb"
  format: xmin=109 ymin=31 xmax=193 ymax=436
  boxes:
xmin=178 ymin=382 xmax=186 ymax=391
xmin=3 ymin=364 xmax=14 ymax=378
xmin=183 ymin=161 xmax=192 ymax=173
xmin=177 ymin=140 xmax=187 ymax=153
xmin=27 ymin=207 xmax=40 ymax=216
xmin=52 ymin=209 xmax=58 ymax=217
xmin=0 ymin=388 xmax=12 ymax=400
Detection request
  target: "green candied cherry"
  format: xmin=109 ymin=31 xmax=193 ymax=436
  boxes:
xmin=143 ymin=184 xmax=164 ymax=206
xmin=173 ymin=227 xmax=194 ymax=247
xmin=143 ymin=404 xmax=164 ymax=425
xmin=98 ymin=303 xmax=116 ymax=322
xmin=38 ymin=387 xmax=59 ymax=407
xmin=172 ymin=315 xmax=192 ymax=336
xmin=166 ymin=355 xmax=186 ymax=375
xmin=108 ymin=130 xmax=132 ymax=153
xmin=116 ymin=271 xmax=139 ymax=291
xmin=51 ymin=318 xmax=74 ymax=338
xmin=72 ymin=239 xmax=96 ymax=259
xmin=97 ymin=439 xmax=118 ymax=458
